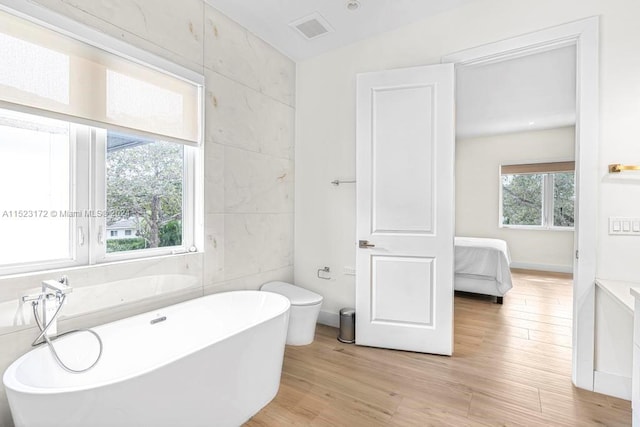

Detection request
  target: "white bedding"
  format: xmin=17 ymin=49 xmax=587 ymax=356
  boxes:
xmin=454 ymin=237 xmax=513 ymax=296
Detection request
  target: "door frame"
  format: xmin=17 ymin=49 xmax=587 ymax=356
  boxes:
xmin=442 ymin=17 xmax=599 ymax=390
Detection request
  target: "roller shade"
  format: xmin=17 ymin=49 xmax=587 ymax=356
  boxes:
xmin=0 ymin=8 xmax=201 ymax=145
xmin=501 ymin=161 xmax=575 ymax=175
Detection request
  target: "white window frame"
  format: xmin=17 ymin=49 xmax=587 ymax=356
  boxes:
xmin=0 ymin=117 xmax=201 ymax=276
xmin=0 ymin=0 xmax=204 ymax=276
xmin=92 ymin=129 xmax=199 ymax=264
xmin=0 ymin=115 xmax=83 ymax=276
xmin=499 ymin=171 xmax=575 ymax=231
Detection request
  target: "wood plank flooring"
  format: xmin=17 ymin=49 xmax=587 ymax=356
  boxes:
xmin=246 ymin=270 xmax=632 ymax=426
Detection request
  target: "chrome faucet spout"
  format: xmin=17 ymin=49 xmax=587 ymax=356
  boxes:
xmin=21 ymin=293 xmax=43 ymax=303
xmin=42 ymin=276 xmax=72 ymax=296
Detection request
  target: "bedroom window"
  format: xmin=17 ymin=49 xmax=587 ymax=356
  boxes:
xmin=500 ymin=162 xmax=575 ymax=229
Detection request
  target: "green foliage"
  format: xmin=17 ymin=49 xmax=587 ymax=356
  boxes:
xmin=553 ymin=172 xmax=575 ymax=227
xmin=502 ymin=174 xmax=543 ymax=226
xmin=160 ymin=220 xmax=182 ymax=247
xmin=106 ymin=138 xmax=183 ymax=250
xmin=502 ymin=172 xmax=575 ymax=227
xmin=106 ymin=238 xmax=147 ymax=253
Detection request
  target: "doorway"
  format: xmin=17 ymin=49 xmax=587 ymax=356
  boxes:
xmin=442 ymin=17 xmax=599 ymax=390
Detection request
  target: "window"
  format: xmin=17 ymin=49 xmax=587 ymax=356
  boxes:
xmin=0 ymin=112 xmax=71 ymax=266
xmin=552 ymin=172 xmax=575 ymax=227
xmin=500 ymin=162 xmax=575 ymax=229
xmin=105 ymin=132 xmax=185 ymax=254
xmin=0 ymin=109 xmax=199 ymax=274
xmin=0 ymin=5 xmax=203 ymax=275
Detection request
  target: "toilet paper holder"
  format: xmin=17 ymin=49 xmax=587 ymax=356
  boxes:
xmin=317 ymin=266 xmax=330 ymax=280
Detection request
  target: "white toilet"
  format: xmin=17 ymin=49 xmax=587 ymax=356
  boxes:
xmin=260 ymin=281 xmax=323 ymax=346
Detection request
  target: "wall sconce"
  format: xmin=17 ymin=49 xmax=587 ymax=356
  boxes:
xmin=609 ymin=164 xmax=640 ymax=173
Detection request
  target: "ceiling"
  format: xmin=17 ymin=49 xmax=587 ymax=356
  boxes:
xmin=204 ymin=0 xmax=479 ymax=60
xmin=456 ymin=45 xmax=577 ymax=139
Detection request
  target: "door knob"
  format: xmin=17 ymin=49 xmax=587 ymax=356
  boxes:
xmin=359 ymin=240 xmax=375 ymax=248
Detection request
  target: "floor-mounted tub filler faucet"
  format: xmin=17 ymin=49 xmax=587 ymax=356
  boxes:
xmin=41 ymin=276 xmax=72 ymax=336
xmin=22 ymin=276 xmax=103 ymax=373
xmin=22 ymin=276 xmax=71 ymax=338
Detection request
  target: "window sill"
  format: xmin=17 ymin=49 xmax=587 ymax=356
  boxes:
xmin=500 ymin=225 xmax=575 ymax=232
xmin=98 ymin=246 xmax=197 ymax=264
xmin=0 ymin=250 xmax=201 ymax=281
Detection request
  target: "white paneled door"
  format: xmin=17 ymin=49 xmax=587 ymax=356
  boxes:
xmin=356 ymin=64 xmax=455 ymax=355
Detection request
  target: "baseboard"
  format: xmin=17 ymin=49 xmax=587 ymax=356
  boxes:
xmin=510 ymin=262 xmax=573 ymax=274
xmin=317 ymin=310 xmax=340 ymax=328
xmin=593 ymin=370 xmax=632 ymax=400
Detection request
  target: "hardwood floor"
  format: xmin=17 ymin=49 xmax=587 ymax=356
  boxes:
xmin=246 ymin=270 xmax=632 ymax=426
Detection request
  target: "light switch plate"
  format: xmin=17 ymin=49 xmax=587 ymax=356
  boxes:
xmin=609 ymin=217 xmax=640 ymax=235
xmin=343 ymin=266 xmax=356 ymax=276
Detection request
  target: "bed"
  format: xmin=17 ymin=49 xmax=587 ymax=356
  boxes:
xmin=454 ymin=237 xmax=513 ymax=304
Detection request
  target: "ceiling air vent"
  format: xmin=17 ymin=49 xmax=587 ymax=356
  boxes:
xmin=289 ymin=12 xmax=334 ymax=40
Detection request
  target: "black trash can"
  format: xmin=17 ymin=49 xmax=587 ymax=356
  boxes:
xmin=338 ymin=307 xmax=355 ymax=343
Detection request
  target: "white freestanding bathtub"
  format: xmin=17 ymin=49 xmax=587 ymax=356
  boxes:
xmin=3 ymin=291 xmax=290 ymax=427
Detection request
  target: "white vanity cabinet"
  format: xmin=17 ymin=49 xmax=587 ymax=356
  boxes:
xmin=594 ymin=280 xmax=633 ymax=400
xmin=586 ymin=280 xmax=637 ymax=422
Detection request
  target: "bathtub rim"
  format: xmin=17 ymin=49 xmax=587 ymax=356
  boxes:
xmin=3 ymin=290 xmax=290 ymax=395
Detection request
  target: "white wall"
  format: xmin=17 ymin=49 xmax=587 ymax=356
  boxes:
xmin=295 ymin=0 xmax=640 ymax=320
xmin=456 ymin=127 xmax=575 ymax=272
xmin=0 ymin=1 xmax=295 ymax=424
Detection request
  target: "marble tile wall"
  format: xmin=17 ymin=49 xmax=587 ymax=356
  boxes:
xmin=201 ymin=2 xmax=295 ymax=290
xmin=0 ymin=0 xmax=295 ymax=424
xmin=203 ymin=6 xmax=295 ymax=106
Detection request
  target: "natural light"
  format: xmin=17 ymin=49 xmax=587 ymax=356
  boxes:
xmin=0 ymin=110 xmax=71 ymax=264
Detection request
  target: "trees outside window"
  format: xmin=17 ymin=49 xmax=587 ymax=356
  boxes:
xmin=553 ymin=172 xmax=575 ymax=227
xmin=501 ymin=170 xmax=574 ymax=229
xmin=501 ymin=174 xmax=543 ymax=226
xmin=106 ymin=133 xmax=184 ymax=253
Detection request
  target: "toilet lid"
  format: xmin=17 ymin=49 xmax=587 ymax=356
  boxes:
xmin=261 ymin=281 xmax=323 ymax=306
